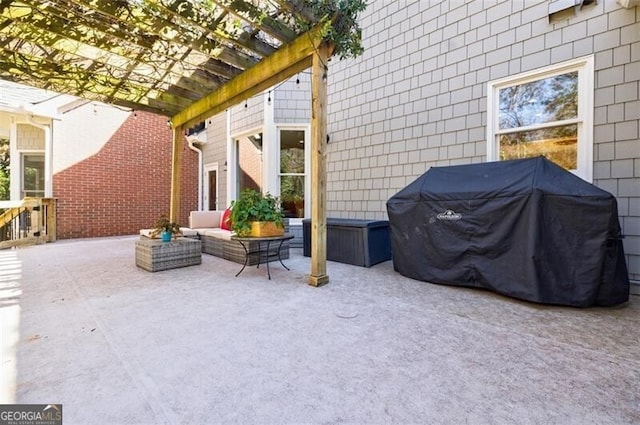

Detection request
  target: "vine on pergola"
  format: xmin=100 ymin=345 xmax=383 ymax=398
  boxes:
xmin=287 ymin=0 xmax=366 ymax=60
xmin=0 ymin=0 xmax=366 ymax=116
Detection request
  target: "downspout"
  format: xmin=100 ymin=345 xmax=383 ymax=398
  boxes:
xmin=187 ymin=138 xmax=203 ymax=211
xmin=226 ymin=108 xmax=234 ymax=205
xmin=263 ymin=88 xmax=278 ymax=195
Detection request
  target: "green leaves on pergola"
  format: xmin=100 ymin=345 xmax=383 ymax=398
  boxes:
xmin=0 ymin=0 xmax=364 ymax=120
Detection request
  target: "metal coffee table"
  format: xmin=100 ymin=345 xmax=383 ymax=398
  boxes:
xmin=232 ymin=233 xmax=294 ymax=279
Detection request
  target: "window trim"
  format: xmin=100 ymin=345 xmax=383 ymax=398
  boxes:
xmin=276 ymin=125 xmax=310 ymax=221
xmin=486 ymin=56 xmax=594 ymax=182
xmin=21 ymin=152 xmax=45 ymax=198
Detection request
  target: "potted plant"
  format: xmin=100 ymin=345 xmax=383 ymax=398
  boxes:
xmin=150 ymin=214 xmax=182 ymax=242
xmin=230 ymin=188 xmax=285 ymax=237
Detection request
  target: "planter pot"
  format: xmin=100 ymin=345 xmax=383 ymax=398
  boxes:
xmin=161 ymin=230 xmax=172 ymax=242
xmin=250 ymin=221 xmax=284 ymax=237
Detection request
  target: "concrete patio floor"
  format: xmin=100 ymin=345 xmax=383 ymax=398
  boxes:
xmin=1 ymin=235 xmax=639 ymax=424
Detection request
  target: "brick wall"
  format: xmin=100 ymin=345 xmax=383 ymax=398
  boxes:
xmin=237 ymin=137 xmax=262 ymax=192
xmin=53 ymin=111 xmax=198 ymax=239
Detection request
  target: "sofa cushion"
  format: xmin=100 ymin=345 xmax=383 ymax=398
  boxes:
xmin=179 ymin=227 xmax=199 ymax=237
xmin=189 ymin=210 xmax=222 ymax=229
xmin=139 ymin=228 xmax=156 ymax=238
xmin=203 ymin=228 xmax=233 ymax=241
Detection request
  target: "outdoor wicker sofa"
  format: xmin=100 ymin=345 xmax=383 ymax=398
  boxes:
xmin=138 ymin=211 xmax=290 ymax=267
xmin=187 ymin=210 xmax=290 ymax=265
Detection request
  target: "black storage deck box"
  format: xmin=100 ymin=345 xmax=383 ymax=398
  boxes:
xmin=302 ymin=218 xmax=392 ymax=267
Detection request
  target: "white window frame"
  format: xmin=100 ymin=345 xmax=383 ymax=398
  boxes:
xmin=21 ymin=152 xmax=45 ymax=198
xmin=276 ymin=125 xmax=310 ymax=222
xmin=487 ymin=56 xmax=594 ymax=182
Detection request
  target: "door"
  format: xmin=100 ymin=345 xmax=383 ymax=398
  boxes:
xmin=207 ymin=169 xmax=217 ymax=210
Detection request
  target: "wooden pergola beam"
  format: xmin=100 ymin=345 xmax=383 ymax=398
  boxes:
xmin=171 ymin=23 xmax=327 ymax=129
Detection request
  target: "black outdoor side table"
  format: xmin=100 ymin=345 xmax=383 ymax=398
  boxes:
xmin=232 ymin=233 xmax=294 ymax=279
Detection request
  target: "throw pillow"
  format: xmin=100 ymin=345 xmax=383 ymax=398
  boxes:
xmin=220 ymin=207 xmax=233 ymax=231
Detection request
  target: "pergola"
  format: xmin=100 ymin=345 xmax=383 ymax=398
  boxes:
xmin=0 ymin=0 xmax=365 ymax=286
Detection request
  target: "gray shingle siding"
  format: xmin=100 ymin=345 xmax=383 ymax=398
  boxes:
xmin=230 ymin=96 xmax=262 ymax=135
xmin=326 ymin=0 xmax=640 ymax=282
xmin=274 ymin=76 xmax=311 ymax=124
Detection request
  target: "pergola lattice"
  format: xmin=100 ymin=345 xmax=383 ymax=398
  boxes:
xmin=1 ymin=1 xmax=320 ymax=117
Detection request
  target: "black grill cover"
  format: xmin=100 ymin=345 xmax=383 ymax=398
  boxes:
xmin=386 ymin=157 xmax=629 ymax=307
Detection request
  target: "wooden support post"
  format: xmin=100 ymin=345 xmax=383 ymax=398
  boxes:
xmin=169 ymin=125 xmax=183 ymax=223
xmin=43 ymin=198 xmax=56 ymax=242
xmin=308 ymin=44 xmax=330 ymax=287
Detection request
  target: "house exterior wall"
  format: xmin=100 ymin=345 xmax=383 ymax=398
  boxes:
xmin=16 ymin=124 xmax=45 ymax=150
xmin=325 ymin=0 xmax=640 ymax=284
xmin=53 ymin=111 xmax=198 ymax=239
xmin=0 ymin=84 xmax=199 ymax=239
xmin=230 ymin=96 xmax=263 ymax=135
xmin=227 ymin=96 xmax=265 ymax=199
xmin=53 ymin=101 xmax=130 ymax=173
xmin=274 ymin=76 xmax=311 ymax=124
xmin=9 ymin=118 xmax=52 ymax=200
xmin=203 ymin=113 xmax=228 ymax=208
xmin=0 ymin=114 xmax=10 ymax=139
xmin=237 ymin=138 xmax=263 ymax=192
xmin=204 ymin=77 xmax=309 ymax=207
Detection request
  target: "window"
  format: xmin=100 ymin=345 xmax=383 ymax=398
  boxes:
xmin=487 ymin=56 xmax=594 ymax=181
xmin=22 ymin=154 xmax=44 ymax=198
xmin=279 ymin=129 xmax=306 ymax=218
